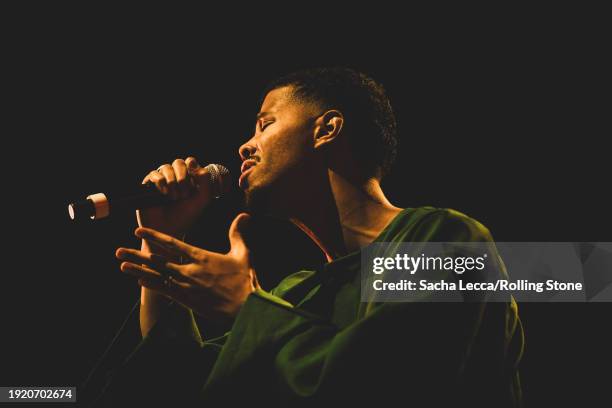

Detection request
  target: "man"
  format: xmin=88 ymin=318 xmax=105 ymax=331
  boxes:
xmin=94 ymin=68 xmax=523 ymax=407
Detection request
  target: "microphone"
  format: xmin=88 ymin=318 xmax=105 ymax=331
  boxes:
xmin=68 ymin=163 xmax=229 ymax=221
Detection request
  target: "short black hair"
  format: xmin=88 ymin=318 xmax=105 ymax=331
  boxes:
xmin=262 ymin=67 xmax=397 ymax=179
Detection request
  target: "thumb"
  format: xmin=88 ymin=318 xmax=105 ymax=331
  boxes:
xmin=228 ymin=212 xmax=252 ymax=257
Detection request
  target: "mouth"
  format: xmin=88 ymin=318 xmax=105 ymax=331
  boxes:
xmin=239 ymin=160 xmax=257 ymax=189
xmin=241 ymin=159 xmax=257 ymax=174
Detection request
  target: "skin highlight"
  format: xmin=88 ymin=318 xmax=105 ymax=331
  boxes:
xmin=116 ymin=84 xmax=403 ymax=336
xmin=239 ymin=85 xmax=402 ymax=261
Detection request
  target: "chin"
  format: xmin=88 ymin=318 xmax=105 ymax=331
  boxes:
xmin=245 ymin=176 xmax=291 ymax=217
xmin=244 ymin=183 xmax=272 ymax=215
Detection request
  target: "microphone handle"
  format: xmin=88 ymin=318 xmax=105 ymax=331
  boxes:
xmin=68 ymin=184 xmax=173 ymax=221
xmin=68 ymin=163 xmax=228 ymax=221
xmin=110 ymin=184 xmax=174 ymax=212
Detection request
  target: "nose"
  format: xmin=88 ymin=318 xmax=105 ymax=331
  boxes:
xmin=239 ymin=142 xmax=256 ymax=161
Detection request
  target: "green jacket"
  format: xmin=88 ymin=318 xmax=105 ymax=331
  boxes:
xmin=93 ymin=207 xmax=523 ymax=407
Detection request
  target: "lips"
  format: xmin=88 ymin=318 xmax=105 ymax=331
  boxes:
xmin=239 ymin=159 xmax=257 ymax=189
xmin=241 ymin=159 xmax=257 ymax=174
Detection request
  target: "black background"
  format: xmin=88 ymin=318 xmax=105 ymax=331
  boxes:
xmin=2 ymin=8 xmax=610 ymax=407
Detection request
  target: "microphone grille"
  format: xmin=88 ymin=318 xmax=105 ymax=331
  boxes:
xmin=205 ymin=164 xmax=230 ymax=198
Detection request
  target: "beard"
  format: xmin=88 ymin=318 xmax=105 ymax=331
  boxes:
xmin=243 ymin=173 xmax=295 ymax=219
xmin=244 ymin=183 xmax=273 ymax=215
xmin=243 ymin=162 xmax=305 ymax=218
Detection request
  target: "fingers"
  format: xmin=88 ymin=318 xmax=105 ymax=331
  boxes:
xmin=157 ymin=164 xmax=178 ymax=199
xmin=144 ymin=157 xmax=201 ymax=200
xmin=120 ymin=260 xmax=163 ymax=280
xmin=185 ymin=157 xmax=210 ymax=191
xmin=135 ymin=227 xmax=209 ymax=261
xmin=115 ymin=248 xmax=184 ymax=275
xmin=116 ymin=247 xmax=190 ymax=297
xmin=185 ymin=158 xmax=213 ymax=189
xmin=144 ymin=170 xmax=168 ymax=194
xmin=120 ymin=262 xmax=189 ymax=291
xmin=185 ymin=156 xmax=200 ymax=172
xmin=172 ymin=159 xmax=191 ymax=199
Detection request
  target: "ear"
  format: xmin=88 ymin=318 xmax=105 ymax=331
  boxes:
xmin=313 ymin=110 xmax=344 ymax=149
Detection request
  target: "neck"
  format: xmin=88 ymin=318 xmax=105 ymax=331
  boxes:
xmin=288 ymin=169 xmax=403 ymax=262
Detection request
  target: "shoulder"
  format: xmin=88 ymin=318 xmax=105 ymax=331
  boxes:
xmin=398 ymin=206 xmax=494 ymax=243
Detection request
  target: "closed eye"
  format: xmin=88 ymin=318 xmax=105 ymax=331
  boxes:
xmin=259 ymin=120 xmax=273 ymax=131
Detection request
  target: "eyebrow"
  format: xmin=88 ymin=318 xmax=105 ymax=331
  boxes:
xmin=256 ymin=111 xmax=272 ymax=121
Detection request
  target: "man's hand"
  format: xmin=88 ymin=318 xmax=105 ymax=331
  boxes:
xmin=137 ymin=157 xmax=216 ymax=238
xmin=116 ymin=213 xmax=260 ymax=322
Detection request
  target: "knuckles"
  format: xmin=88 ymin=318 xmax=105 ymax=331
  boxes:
xmin=148 ymin=157 xmax=197 ymax=182
xmin=193 ymin=251 xmax=209 ymax=264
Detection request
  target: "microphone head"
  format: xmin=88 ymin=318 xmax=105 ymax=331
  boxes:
xmin=205 ymin=163 xmax=230 ymax=198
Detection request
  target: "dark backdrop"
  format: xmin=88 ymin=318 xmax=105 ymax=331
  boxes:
xmin=2 ymin=12 xmax=610 ymax=407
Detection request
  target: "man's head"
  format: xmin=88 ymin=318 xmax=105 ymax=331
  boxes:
xmin=239 ymin=67 xmax=397 ymax=215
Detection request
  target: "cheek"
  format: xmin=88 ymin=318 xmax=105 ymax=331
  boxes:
xmin=263 ymin=127 xmax=312 ymax=172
